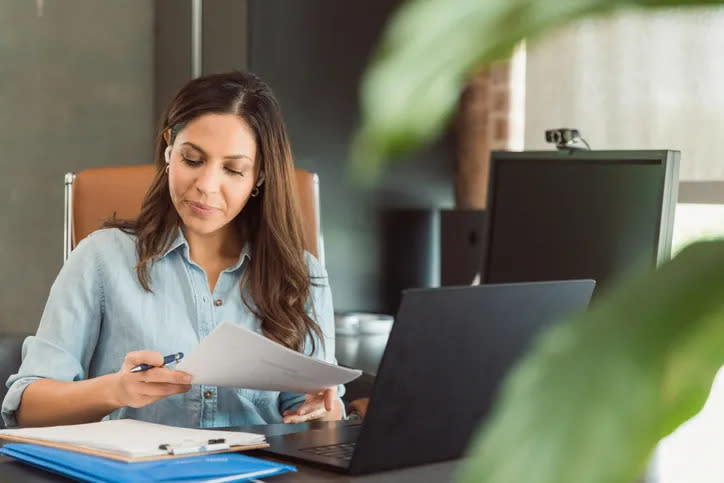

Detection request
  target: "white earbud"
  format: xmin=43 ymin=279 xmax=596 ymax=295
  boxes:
xmin=164 ymin=146 xmax=172 ymax=163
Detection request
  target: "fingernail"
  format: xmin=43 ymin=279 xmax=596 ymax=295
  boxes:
xmin=183 ymin=375 xmax=192 ymax=384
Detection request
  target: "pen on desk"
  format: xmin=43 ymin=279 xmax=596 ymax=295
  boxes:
xmin=129 ymin=352 xmax=184 ymax=373
xmin=158 ymin=438 xmax=229 ymax=455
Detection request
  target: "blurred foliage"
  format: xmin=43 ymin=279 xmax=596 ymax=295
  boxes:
xmin=352 ymin=0 xmax=723 ymax=179
xmin=459 ymin=241 xmax=724 ymax=482
xmin=354 ymin=1 xmax=724 ymax=482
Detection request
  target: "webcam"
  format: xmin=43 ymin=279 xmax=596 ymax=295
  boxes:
xmin=545 ymin=128 xmax=590 ymax=151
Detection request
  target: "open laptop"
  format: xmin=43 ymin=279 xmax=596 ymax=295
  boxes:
xmin=262 ymin=280 xmax=595 ymax=474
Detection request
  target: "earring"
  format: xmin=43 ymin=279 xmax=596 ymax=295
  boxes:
xmin=250 ymin=186 xmax=260 ymax=197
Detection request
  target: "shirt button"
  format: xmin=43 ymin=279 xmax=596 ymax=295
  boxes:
xmin=214 ymin=299 xmax=223 ymax=307
xmin=204 ymin=390 xmax=213 ymax=399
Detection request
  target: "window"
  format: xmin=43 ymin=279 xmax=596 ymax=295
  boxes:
xmin=524 ymin=8 xmax=724 ymax=254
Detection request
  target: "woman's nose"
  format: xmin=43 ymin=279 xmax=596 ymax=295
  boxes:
xmin=194 ymin=165 xmax=222 ymax=194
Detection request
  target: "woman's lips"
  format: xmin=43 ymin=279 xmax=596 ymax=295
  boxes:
xmin=186 ymin=200 xmax=217 ymax=216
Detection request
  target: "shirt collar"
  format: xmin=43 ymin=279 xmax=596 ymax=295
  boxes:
xmin=161 ymin=227 xmax=187 ymax=259
xmin=160 ymin=227 xmax=252 ymax=271
xmin=227 ymin=242 xmax=252 ymax=272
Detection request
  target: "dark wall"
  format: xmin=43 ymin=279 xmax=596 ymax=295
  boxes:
xmin=153 ymin=0 xmax=192 ymax=125
xmin=248 ymin=0 xmax=454 ymax=313
xmin=0 ymin=0 xmax=153 ymax=335
xmin=154 ymin=0 xmax=250 ymax=124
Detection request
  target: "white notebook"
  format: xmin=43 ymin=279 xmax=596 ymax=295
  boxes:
xmin=176 ymin=322 xmax=362 ymax=393
xmin=0 ymin=419 xmax=266 ymax=460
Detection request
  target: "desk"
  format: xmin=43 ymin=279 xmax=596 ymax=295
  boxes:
xmin=0 ymin=421 xmax=461 ymax=482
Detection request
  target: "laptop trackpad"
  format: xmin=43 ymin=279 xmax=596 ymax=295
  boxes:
xmin=263 ymin=421 xmax=362 ymax=469
xmin=267 ymin=422 xmax=361 ymax=448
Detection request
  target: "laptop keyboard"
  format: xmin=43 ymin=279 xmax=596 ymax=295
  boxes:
xmin=299 ymin=441 xmax=356 ymax=460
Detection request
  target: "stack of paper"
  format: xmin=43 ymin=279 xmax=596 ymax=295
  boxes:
xmin=177 ymin=322 xmax=362 ymax=393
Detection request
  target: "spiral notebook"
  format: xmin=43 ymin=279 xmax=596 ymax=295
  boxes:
xmin=0 ymin=419 xmax=268 ymax=462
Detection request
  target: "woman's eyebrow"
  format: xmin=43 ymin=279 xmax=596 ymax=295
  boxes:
xmin=181 ymin=141 xmax=254 ymax=161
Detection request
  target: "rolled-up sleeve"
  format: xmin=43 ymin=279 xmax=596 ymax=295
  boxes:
xmin=2 ymin=235 xmax=104 ymax=427
xmin=278 ymin=252 xmax=345 ymax=414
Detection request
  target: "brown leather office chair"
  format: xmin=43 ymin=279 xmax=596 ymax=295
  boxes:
xmin=63 ymin=165 xmax=324 ymax=263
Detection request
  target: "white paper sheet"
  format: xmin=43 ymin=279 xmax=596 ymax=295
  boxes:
xmin=176 ymin=322 xmax=362 ymax=393
xmin=0 ymin=419 xmax=265 ymax=458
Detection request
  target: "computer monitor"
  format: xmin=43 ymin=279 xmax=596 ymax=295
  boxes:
xmin=482 ymin=150 xmax=680 ymax=295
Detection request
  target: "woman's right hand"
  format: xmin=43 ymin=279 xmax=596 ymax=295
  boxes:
xmin=111 ymin=351 xmax=193 ymax=408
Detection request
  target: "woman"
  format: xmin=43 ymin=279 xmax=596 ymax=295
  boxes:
xmin=2 ymin=71 xmax=343 ymax=428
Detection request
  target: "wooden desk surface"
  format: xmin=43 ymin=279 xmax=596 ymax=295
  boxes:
xmin=0 ymin=421 xmax=461 ymax=482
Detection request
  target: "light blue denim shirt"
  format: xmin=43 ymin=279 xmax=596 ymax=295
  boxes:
xmin=2 ymin=228 xmax=342 ymax=428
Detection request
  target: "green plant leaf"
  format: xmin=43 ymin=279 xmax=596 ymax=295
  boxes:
xmin=351 ymin=0 xmax=724 ymax=179
xmin=458 ymin=240 xmax=724 ymax=483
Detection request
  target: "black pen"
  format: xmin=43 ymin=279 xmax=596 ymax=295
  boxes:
xmin=129 ymin=352 xmax=184 ymax=373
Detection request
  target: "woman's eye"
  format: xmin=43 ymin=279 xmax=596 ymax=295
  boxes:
xmin=225 ymin=167 xmax=244 ymax=176
xmin=182 ymin=156 xmax=202 ymax=167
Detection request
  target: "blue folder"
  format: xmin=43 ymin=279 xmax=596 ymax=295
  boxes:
xmin=0 ymin=443 xmax=296 ymax=482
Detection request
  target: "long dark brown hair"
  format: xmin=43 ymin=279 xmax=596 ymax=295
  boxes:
xmin=106 ymin=71 xmax=322 ymax=354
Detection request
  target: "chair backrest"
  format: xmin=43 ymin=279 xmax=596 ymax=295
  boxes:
xmin=64 ymin=165 xmax=323 ymax=265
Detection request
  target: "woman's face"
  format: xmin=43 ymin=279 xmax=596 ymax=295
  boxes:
xmin=167 ymin=113 xmax=259 ymax=240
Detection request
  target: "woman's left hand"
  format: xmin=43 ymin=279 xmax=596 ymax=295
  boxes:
xmin=282 ymin=386 xmax=343 ymax=424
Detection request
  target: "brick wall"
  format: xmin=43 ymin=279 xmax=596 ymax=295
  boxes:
xmin=454 ymin=46 xmax=526 ymax=208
